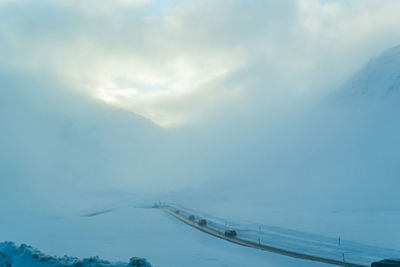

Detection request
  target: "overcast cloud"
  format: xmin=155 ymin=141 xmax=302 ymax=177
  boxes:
xmin=1 ymin=0 xmax=400 ymax=126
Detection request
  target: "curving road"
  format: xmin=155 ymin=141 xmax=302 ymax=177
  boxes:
xmin=160 ymin=206 xmax=369 ymax=267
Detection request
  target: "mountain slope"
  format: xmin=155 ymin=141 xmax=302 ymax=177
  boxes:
xmin=342 ymin=45 xmax=400 ymax=96
xmin=157 ymin=44 xmax=400 ymax=251
xmin=0 ymin=74 xmax=162 ymax=212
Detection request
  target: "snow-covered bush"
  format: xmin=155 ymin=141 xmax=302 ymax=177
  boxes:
xmin=0 ymin=242 xmax=151 ymax=267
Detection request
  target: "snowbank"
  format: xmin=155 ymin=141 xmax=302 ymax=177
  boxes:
xmin=0 ymin=242 xmax=151 ymax=267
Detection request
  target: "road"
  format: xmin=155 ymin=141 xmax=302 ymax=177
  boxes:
xmin=160 ymin=205 xmax=369 ymax=267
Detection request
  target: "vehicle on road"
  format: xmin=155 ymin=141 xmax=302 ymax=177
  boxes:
xmin=224 ymin=230 xmax=237 ymax=238
xmin=198 ymin=219 xmax=207 ymax=226
xmin=174 ymin=210 xmax=180 ymax=214
xmin=371 ymin=259 xmax=400 ymax=267
xmin=188 ymin=215 xmax=195 ymax=221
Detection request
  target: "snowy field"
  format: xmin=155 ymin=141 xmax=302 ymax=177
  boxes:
xmin=0 ymin=203 xmax=337 ymax=267
xmin=1 ymin=195 xmax=399 ymax=267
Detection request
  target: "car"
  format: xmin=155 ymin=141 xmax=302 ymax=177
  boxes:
xmin=224 ymin=230 xmax=237 ymax=238
xmin=174 ymin=210 xmax=180 ymax=214
xmin=371 ymin=259 xmax=400 ymax=267
xmin=188 ymin=215 xmax=195 ymax=221
xmin=198 ymin=219 xmax=207 ymax=226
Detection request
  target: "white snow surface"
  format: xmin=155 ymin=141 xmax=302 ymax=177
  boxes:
xmin=341 ymin=44 xmax=400 ymax=95
xmin=1 ymin=196 xmax=399 ymax=267
xmin=0 ymin=203 xmax=333 ymax=267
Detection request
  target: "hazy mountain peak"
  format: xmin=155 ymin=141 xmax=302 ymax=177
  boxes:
xmin=341 ymin=44 xmax=400 ymax=96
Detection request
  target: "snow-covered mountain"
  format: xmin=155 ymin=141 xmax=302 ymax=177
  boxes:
xmin=342 ymin=44 xmax=400 ymax=96
xmin=158 ymin=44 xmax=400 ymax=251
xmin=0 ymin=74 xmax=164 ymax=212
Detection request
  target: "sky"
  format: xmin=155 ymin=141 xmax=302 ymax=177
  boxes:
xmin=1 ymin=0 xmax=400 ymax=126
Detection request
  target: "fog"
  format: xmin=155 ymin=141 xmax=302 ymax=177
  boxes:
xmin=1 ymin=0 xmax=400 ymax=126
xmin=2 ymin=55 xmax=400 ymax=215
xmin=1 ymin=0 xmax=400 ymax=263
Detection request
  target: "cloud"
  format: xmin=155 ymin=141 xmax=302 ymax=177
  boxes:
xmin=58 ymin=0 xmax=153 ymax=14
xmin=1 ymin=0 xmax=400 ymax=126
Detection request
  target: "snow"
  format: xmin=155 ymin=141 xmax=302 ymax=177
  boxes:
xmin=2 ymin=195 xmax=399 ymax=267
xmin=0 ymin=206 xmax=327 ymax=267
xmin=341 ymin=44 xmax=400 ymax=96
xmin=163 ymin=204 xmax=400 ymax=266
xmin=0 ymin=242 xmax=151 ymax=267
xmin=1 ymin=44 xmax=400 ymax=267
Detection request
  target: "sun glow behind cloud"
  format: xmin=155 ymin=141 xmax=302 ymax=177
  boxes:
xmin=1 ymin=0 xmax=400 ymax=127
xmin=92 ymin=55 xmax=243 ymax=127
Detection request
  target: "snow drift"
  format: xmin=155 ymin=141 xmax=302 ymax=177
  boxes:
xmin=0 ymin=242 xmax=151 ymax=267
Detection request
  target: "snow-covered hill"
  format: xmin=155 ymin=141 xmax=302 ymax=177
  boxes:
xmin=0 ymin=74 xmax=165 ymax=212
xmin=341 ymin=45 xmax=400 ymax=96
xmin=157 ymin=44 xmax=400 ymax=252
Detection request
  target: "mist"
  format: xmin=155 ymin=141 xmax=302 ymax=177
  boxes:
xmin=1 ymin=1 xmax=400 ymax=266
